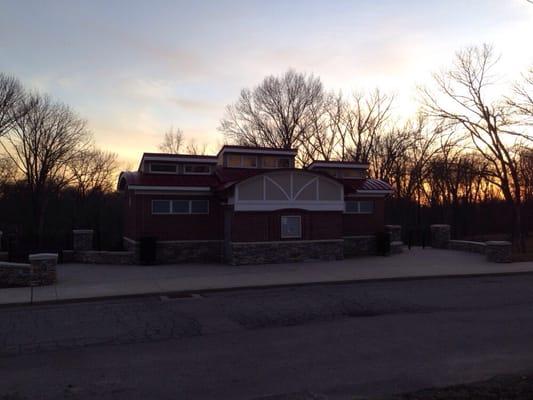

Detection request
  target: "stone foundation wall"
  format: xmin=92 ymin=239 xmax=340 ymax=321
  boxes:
xmin=230 ymin=239 xmax=344 ymax=266
xmin=123 ymin=238 xmax=223 ymax=264
xmin=343 ymin=236 xmax=377 ymax=257
xmin=448 ymin=240 xmax=487 ymax=254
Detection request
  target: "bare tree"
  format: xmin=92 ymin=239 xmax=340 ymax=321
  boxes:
xmin=158 ymin=126 xmax=184 ymax=154
xmin=508 ymin=67 xmax=533 ymax=125
xmin=0 ymin=73 xmax=25 ymax=137
xmin=185 ymin=139 xmax=207 ymax=155
xmin=0 ymin=93 xmax=91 ymax=243
xmin=69 ymin=148 xmax=119 ymax=197
xmin=219 ymin=70 xmax=325 ymax=151
xmin=420 ymin=44 xmax=532 ymax=250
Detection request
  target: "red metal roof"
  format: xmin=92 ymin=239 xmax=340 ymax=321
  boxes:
xmin=342 ymin=178 xmax=393 ymax=194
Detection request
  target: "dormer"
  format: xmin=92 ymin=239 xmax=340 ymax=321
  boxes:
xmin=216 ymin=145 xmax=297 ymax=169
xmin=139 ymin=153 xmax=218 ymax=175
xmin=308 ymin=160 xmax=369 ymax=179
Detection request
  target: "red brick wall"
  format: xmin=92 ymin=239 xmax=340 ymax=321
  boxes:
xmin=231 ymin=210 xmax=343 ymax=242
xmin=125 ymin=193 xmax=223 ymax=241
xmin=342 ymin=197 xmax=385 ymax=236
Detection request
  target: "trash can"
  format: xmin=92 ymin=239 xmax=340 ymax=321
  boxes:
xmin=376 ymin=232 xmax=391 ymax=256
xmin=139 ymin=236 xmax=157 ymax=265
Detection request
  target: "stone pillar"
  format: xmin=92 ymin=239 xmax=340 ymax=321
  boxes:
xmin=430 ymin=224 xmax=451 ymax=249
xmin=0 ymin=230 xmax=2 ymax=249
xmin=73 ymin=229 xmax=94 ymax=251
xmin=385 ymin=225 xmax=402 ymax=242
xmin=28 ymin=253 xmax=58 ymax=285
xmin=486 ymin=241 xmax=512 ymax=263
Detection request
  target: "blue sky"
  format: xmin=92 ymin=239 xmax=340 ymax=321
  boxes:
xmin=1 ymin=0 xmax=532 ymax=164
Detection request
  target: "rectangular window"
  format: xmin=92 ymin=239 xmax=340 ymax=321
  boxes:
xmin=242 ymin=156 xmax=257 ymax=168
xmin=191 ymin=200 xmax=209 ymax=214
xmin=149 ymin=163 xmax=177 ymax=173
xmin=345 ymin=200 xmax=374 ymax=214
xmin=262 ymin=156 xmax=278 ymax=168
xmin=184 ymin=164 xmax=211 ymax=174
xmin=281 ymin=216 xmax=301 ymax=239
xmin=152 ymin=200 xmax=209 ymax=215
xmin=342 ymin=169 xmax=362 ymax=179
xmin=277 ymin=158 xmax=290 ymax=168
xmin=227 ymin=154 xmax=241 ymax=167
xmin=172 ymin=200 xmax=190 ymax=214
xmin=152 ymin=200 xmax=171 ymax=214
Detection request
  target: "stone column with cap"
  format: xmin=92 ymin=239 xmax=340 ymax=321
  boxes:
xmin=73 ymin=229 xmax=94 ymax=251
xmin=28 ymin=253 xmax=58 ymax=285
xmin=430 ymin=224 xmax=451 ymax=249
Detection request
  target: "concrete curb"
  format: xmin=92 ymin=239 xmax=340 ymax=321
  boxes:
xmin=3 ymin=269 xmax=533 ymax=309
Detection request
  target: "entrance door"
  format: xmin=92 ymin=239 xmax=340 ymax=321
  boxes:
xmin=223 ymin=208 xmax=233 ymax=262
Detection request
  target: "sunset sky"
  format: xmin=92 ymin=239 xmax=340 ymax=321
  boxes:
xmin=1 ymin=0 xmax=532 ymax=165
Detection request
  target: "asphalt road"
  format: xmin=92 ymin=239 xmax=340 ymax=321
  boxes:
xmin=2 ymin=275 xmax=533 ymax=399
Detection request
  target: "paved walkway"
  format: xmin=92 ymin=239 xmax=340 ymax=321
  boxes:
xmin=2 ymin=247 xmax=533 ymax=306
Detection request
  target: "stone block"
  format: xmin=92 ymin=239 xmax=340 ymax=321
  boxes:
xmin=430 ymin=224 xmax=451 ymax=249
xmin=73 ymin=229 xmax=94 ymax=251
xmin=486 ymin=241 xmax=512 ymax=263
xmin=385 ymin=225 xmax=402 ymax=242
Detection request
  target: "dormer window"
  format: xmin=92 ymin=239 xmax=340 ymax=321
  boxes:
xmin=263 ymin=157 xmax=290 ymax=169
xmin=184 ymin=164 xmax=211 ymax=175
xmin=242 ymin=156 xmax=257 ymax=168
xmin=150 ymin=163 xmax=177 ymax=173
xmin=226 ymin=154 xmax=258 ymax=168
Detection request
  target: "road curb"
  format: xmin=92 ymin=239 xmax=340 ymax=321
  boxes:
xmin=3 ymin=269 xmax=533 ymax=309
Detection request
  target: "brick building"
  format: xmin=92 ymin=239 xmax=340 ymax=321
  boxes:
xmin=118 ymin=145 xmax=393 ymax=264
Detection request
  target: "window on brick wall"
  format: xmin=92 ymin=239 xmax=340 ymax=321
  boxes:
xmin=152 ymin=200 xmax=209 ymax=215
xmin=345 ymin=200 xmax=374 ymax=214
xmin=281 ymin=216 xmax=301 ymax=239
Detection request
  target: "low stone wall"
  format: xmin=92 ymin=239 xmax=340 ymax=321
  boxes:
xmin=66 ymin=250 xmax=136 ymax=265
xmin=486 ymin=241 xmax=513 ymax=263
xmin=230 ymin=239 xmax=344 ymax=266
xmin=0 ymin=253 xmax=57 ymax=287
xmin=343 ymin=236 xmax=377 ymax=257
xmin=0 ymin=262 xmax=31 ymax=287
xmin=448 ymin=240 xmax=487 ymax=254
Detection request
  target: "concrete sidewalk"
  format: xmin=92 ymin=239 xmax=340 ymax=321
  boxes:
xmin=2 ymin=247 xmax=533 ymax=306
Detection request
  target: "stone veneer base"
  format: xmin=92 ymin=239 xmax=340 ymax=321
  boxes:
xmin=123 ymin=238 xmax=223 ymax=264
xmin=230 ymin=239 xmax=344 ymax=266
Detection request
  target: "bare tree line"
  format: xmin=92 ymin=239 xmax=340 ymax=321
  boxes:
xmin=0 ymin=74 xmax=119 ymax=243
xmin=219 ymin=46 xmax=532 ymax=250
